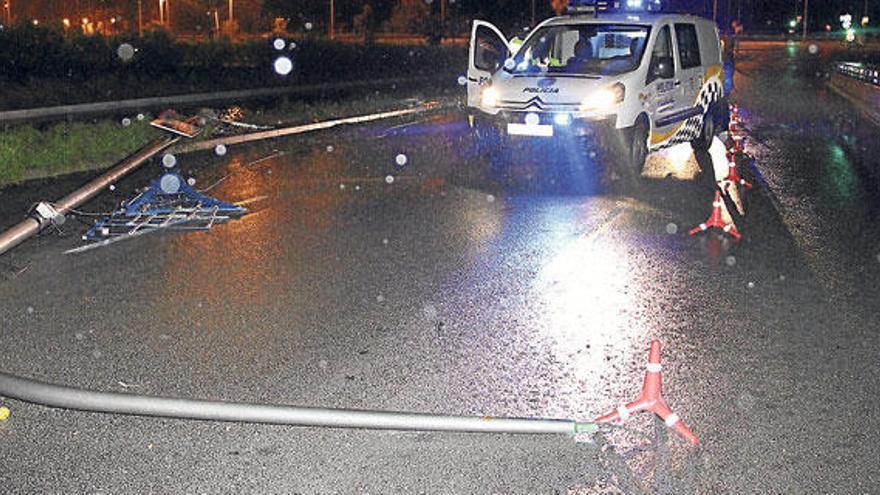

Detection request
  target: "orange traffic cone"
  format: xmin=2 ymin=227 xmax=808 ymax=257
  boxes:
xmin=595 ymin=340 xmax=698 ymax=445
xmin=689 ymin=190 xmax=741 ymax=240
xmin=724 ymin=151 xmax=752 ymax=189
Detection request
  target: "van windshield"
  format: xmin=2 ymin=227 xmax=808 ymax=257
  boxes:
xmin=508 ymin=24 xmax=651 ymax=76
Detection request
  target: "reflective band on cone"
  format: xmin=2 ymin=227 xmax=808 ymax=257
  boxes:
xmin=595 ymin=340 xmax=699 ymax=445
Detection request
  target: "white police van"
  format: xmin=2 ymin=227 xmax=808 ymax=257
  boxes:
xmin=466 ymin=0 xmax=727 ymax=183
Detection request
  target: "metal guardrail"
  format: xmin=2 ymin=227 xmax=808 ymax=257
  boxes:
xmin=837 ymin=62 xmax=880 ymax=87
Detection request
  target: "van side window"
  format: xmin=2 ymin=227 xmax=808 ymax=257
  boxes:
xmin=674 ymin=23 xmax=701 ymax=69
xmin=647 ymin=25 xmax=672 ymax=83
xmin=474 ymin=26 xmax=507 ymax=72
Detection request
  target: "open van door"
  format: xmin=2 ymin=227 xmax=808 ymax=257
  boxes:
xmin=468 ymin=21 xmax=510 ymax=109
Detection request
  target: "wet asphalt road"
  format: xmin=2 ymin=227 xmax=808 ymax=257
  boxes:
xmin=2 ymin=42 xmax=880 ymax=493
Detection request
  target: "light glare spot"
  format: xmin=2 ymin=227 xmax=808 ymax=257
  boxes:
xmin=274 ymin=56 xmax=293 ymax=76
xmin=214 ymin=144 xmax=227 ymax=156
xmin=457 ymin=75 xmax=467 ymax=86
xmin=665 ymin=223 xmax=678 ymax=234
xmin=304 ymin=22 xmax=313 ymax=30
xmin=486 ymin=194 xmax=495 ymax=203
xmin=273 ymin=38 xmax=286 ymax=50
xmin=808 ymin=44 xmax=818 ymax=54
xmin=385 ymin=175 xmax=394 ymax=184
xmin=725 ymin=255 xmax=736 ymax=266
xmin=395 ymin=154 xmax=407 ymax=166
xmin=117 ymin=43 xmax=135 ymax=62
xmin=161 ymin=154 xmax=176 ymax=168
xmin=326 ymin=145 xmax=334 ymax=152
xmin=121 ymin=117 xmax=131 ymax=127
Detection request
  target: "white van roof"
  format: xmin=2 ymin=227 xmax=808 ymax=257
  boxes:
xmin=541 ymin=13 xmax=711 ymax=27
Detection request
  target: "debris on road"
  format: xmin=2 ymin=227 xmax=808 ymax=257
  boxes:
xmin=65 ymin=170 xmax=247 ymax=254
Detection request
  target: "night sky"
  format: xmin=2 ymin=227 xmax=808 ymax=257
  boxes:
xmin=5 ymin=0 xmax=877 ymax=32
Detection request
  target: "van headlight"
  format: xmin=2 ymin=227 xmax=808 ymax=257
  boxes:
xmin=580 ymin=83 xmax=625 ymax=112
xmin=481 ymin=86 xmax=499 ymax=108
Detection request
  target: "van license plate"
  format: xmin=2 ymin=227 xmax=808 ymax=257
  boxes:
xmin=507 ymin=123 xmax=553 ymax=137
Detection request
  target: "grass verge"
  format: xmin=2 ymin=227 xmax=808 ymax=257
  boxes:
xmin=0 ymin=118 xmax=159 ymax=186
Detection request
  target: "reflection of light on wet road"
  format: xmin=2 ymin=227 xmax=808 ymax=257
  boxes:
xmin=534 ymin=206 xmax=645 ymax=418
xmin=825 ymin=144 xmax=857 ymax=201
xmin=642 ymin=143 xmax=700 ymax=180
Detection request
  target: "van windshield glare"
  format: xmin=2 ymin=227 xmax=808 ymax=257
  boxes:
xmin=508 ymin=24 xmax=651 ymax=76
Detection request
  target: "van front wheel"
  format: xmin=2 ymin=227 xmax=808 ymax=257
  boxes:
xmin=628 ymin=120 xmax=649 ymax=178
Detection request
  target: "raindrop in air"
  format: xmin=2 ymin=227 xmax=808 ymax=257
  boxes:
xmin=725 ymin=255 xmax=736 ymax=266
xmin=395 ymin=153 xmax=407 ymax=166
xmin=121 ymin=117 xmax=131 ymax=127
xmin=26 ymin=306 xmax=34 ymax=314
xmin=289 ymin=42 xmax=297 ymax=49
xmin=274 ymin=56 xmax=293 ymax=76
xmin=747 ymin=282 xmax=755 ymax=289
xmin=382 ymin=238 xmax=389 ymax=245
xmin=273 ymin=38 xmax=286 ymax=50
xmin=339 ymin=183 xmax=346 ymax=190
xmin=304 ymin=22 xmax=313 ymax=30
xmin=423 ymin=304 xmax=438 ymax=320
xmin=161 ymin=154 xmax=177 ymax=168
xmin=109 ymin=184 xmax=116 ymax=191
xmin=808 ymin=44 xmax=818 ymax=55
xmin=136 ymin=113 xmax=145 ymax=121
xmin=187 ymin=177 xmax=196 ymax=186
xmin=457 ymin=75 xmax=467 ymax=86
xmin=326 ymin=145 xmax=334 ymax=153
xmin=117 ymin=43 xmax=135 ymax=62
xmin=214 ymin=144 xmax=227 ymax=156
xmin=503 ymin=58 xmax=515 ymax=70
xmin=486 ymin=194 xmax=495 ymax=203
xmin=665 ymin=223 xmax=678 ymax=234
xmin=385 ymin=175 xmax=395 ymax=184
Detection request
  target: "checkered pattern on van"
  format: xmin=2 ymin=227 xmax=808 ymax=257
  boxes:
xmin=653 ymin=78 xmax=723 ymax=150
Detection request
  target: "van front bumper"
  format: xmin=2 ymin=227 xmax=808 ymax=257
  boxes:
xmin=473 ymin=110 xmax=618 ymax=139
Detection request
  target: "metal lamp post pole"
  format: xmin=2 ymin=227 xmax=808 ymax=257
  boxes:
xmin=329 ymin=0 xmax=334 ymax=39
xmin=802 ymin=0 xmax=808 ymax=39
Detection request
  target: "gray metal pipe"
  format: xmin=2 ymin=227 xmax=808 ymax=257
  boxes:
xmin=0 ymin=135 xmax=179 ymax=257
xmin=0 ymin=371 xmax=596 ymax=435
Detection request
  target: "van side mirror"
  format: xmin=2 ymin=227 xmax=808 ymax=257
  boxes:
xmin=650 ymin=56 xmax=674 ymax=79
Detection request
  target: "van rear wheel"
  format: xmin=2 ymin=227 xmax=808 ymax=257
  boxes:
xmin=692 ymin=111 xmax=715 ymax=151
